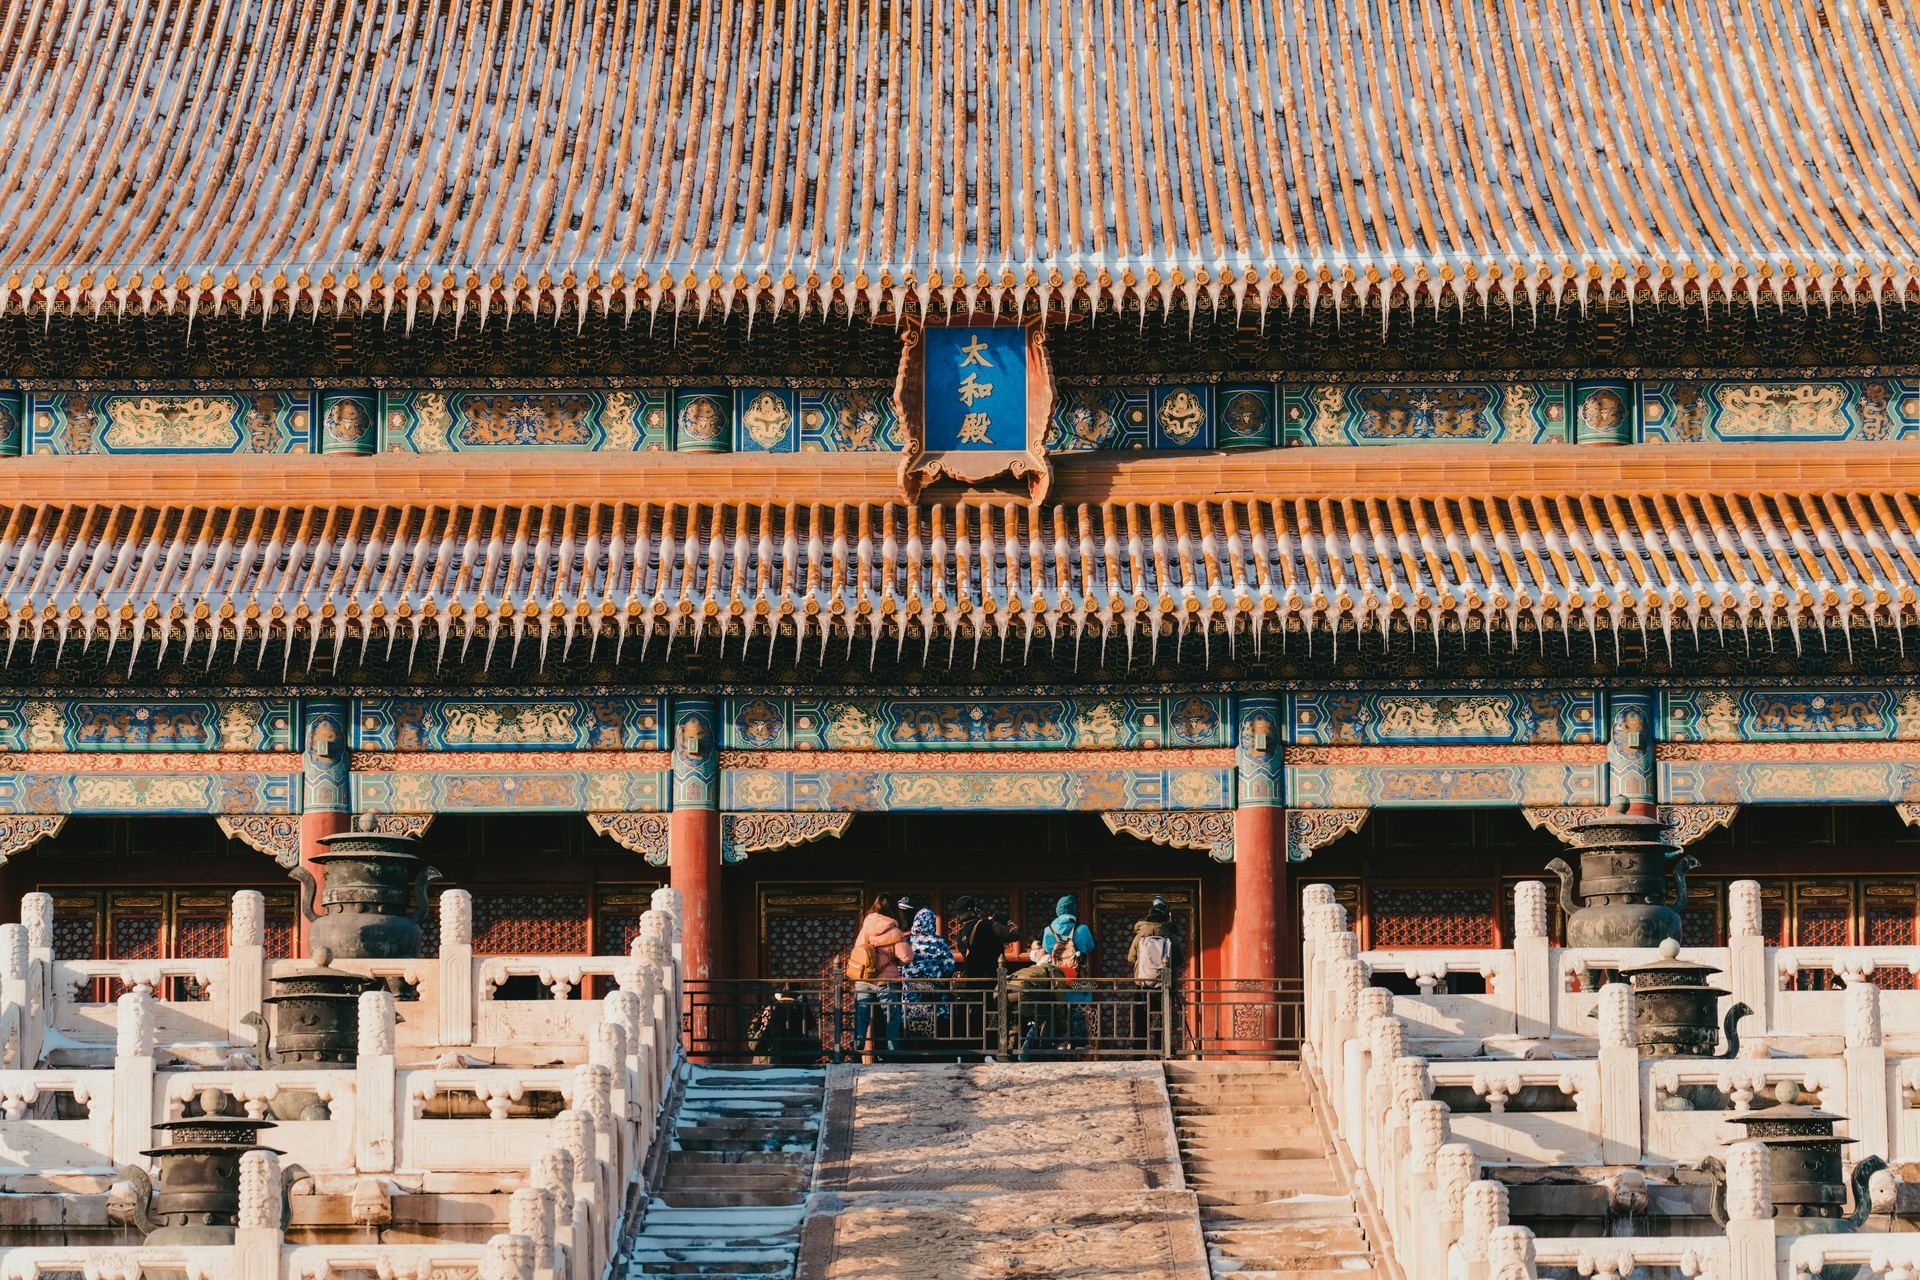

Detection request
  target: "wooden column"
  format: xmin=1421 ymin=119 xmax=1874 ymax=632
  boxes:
xmin=1232 ymin=697 xmax=1290 ymax=981
xmin=299 ymin=699 xmax=351 ymax=954
xmin=668 ymin=698 xmax=721 ymax=983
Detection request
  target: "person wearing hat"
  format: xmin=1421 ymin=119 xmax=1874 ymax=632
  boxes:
xmin=949 ymin=894 xmax=1017 ymax=1054
xmin=1041 ymin=895 xmax=1098 ymax=1053
xmin=1127 ymin=896 xmax=1183 ymax=1050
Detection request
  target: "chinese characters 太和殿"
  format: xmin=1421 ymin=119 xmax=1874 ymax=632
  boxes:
xmin=956 ymin=336 xmax=994 ymax=443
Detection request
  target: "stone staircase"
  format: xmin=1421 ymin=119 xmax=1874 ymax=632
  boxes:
xmin=622 ymin=1065 xmax=824 ymax=1278
xmin=1166 ymin=1062 xmax=1377 ymax=1280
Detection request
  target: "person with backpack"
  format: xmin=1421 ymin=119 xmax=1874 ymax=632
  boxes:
xmin=844 ymin=894 xmax=910 ymax=1061
xmin=1041 ymin=895 xmax=1097 ymax=1053
xmin=948 ymin=896 xmax=1015 ymax=1054
xmin=1127 ymin=897 xmax=1182 ymax=1051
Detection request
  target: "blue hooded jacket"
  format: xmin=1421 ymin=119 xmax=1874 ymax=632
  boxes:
xmin=1043 ymin=894 xmax=1096 ymax=964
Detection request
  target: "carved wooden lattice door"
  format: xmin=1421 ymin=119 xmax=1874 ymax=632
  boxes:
xmin=1090 ymin=882 xmax=1200 ymax=980
xmin=760 ymin=885 xmax=865 ymax=982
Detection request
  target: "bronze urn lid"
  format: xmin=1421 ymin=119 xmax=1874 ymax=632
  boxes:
xmin=1617 ymin=939 xmax=1731 ymax=996
xmin=1725 ymin=1082 xmax=1856 ymax=1147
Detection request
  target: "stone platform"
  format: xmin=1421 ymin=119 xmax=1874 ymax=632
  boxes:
xmin=797 ymin=1063 xmax=1208 ymax=1279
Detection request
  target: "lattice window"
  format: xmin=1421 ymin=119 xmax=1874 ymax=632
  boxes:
xmin=1366 ymin=885 xmax=1497 ymax=949
xmin=52 ymin=916 xmax=97 ymax=963
xmin=769 ymin=913 xmax=861 ymax=982
xmin=1864 ymin=885 xmax=1916 ymax=989
xmin=264 ymin=916 xmax=295 ymax=961
xmin=111 ymin=915 xmax=162 ymax=960
xmin=173 ymin=916 xmax=227 ymax=959
xmin=471 ymin=894 xmax=589 ymax=955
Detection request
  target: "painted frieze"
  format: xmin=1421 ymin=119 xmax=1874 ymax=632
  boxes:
xmin=30 ymin=392 xmax=314 ymax=454
xmin=1283 ymin=382 xmax=1569 ymax=446
xmin=354 ymin=766 xmax=668 ymax=813
xmin=1572 ymin=379 xmax=1635 ymax=444
xmin=382 ymin=389 xmax=663 ymax=452
xmin=0 ymin=390 xmax=21 ymax=456
xmin=302 ymin=700 xmax=350 ymax=815
xmin=1661 ymin=688 xmax=1920 ymax=741
xmin=720 ymin=750 xmax=1232 ymax=812
xmin=354 ymin=697 xmax=667 ymax=751
xmin=1638 ymin=378 xmax=1919 ymax=443
xmin=1286 ymin=746 xmax=1606 ymax=808
xmin=801 ymin=387 xmax=900 ymax=452
xmin=1659 ymin=743 xmax=1920 ymax=804
xmin=722 ymin=696 xmax=1229 ymax=751
xmin=0 ymin=768 xmax=297 ymax=814
xmin=0 ymin=699 xmax=294 ymax=751
xmin=317 ymin=390 xmax=378 ymax=455
xmin=1236 ymin=697 xmax=1282 ymax=806
xmin=1608 ymin=691 xmax=1656 ymax=807
xmin=1287 ymin=690 xmax=1600 ymax=746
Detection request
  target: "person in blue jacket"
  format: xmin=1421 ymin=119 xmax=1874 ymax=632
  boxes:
xmin=1041 ymin=895 xmax=1098 ymax=1051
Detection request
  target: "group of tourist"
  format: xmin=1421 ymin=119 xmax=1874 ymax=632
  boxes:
xmin=841 ymin=891 xmax=1182 ymax=1061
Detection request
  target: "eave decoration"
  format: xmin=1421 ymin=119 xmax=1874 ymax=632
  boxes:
xmin=1102 ymin=811 xmax=1234 ymax=863
xmin=1286 ymin=809 xmax=1370 ymax=862
xmin=0 ymin=815 xmax=66 ymax=865
xmin=216 ymin=814 xmax=301 ymax=867
xmin=1523 ymin=804 xmax=1739 ymax=849
xmin=896 ymin=319 xmax=1054 ymax=504
xmin=588 ymin=811 xmax=853 ymax=865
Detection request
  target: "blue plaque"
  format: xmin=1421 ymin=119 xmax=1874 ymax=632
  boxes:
xmin=922 ymin=327 xmax=1027 ymax=451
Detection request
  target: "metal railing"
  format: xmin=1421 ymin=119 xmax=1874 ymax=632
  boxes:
xmin=683 ymin=975 xmax=1303 ymax=1062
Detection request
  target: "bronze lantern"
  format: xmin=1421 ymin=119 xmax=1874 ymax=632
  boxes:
xmin=289 ymin=824 xmax=438 ymax=960
xmin=1701 ymin=1082 xmax=1888 ymax=1231
xmin=116 ymin=1089 xmax=281 ymax=1245
xmin=1616 ymin=939 xmax=1750 ymax=1058
xmin=1545 ymin=804 xmax=1696 ymax=949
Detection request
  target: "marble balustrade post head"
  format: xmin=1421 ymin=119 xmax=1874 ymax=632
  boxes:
xmin=21 ymin=893 xmax=52 ymax=952
xmin=603 ymin=988 xmax=644 ymax=1033
xmin=0 ymin=924 xmax=25 ymax=982
xmin=1513 ymin=881 xmax=1549 ymax=940
xmin=1356 ymin=988 xmax=1393 ymax=1024
xmin=1302 ymin=883 xmax=1337 ymax=913
xmin=573 ymin=1063 xmax=613 ymax=1120
xmin=1462 ymin=1179 xmax=1511 ymax=1248
xmin=1845 ymin=981 xmax=1882 ymax=1049
xmin=1486 ymin=1226 xmax=1537 ymax=1280
xmin=533 ymin=1149 xmax=575 ymax=1221
xmin=1320 ymin=931 xmax=1358 ymax=963
xmin=1369 ymin=1015 xmax=1407 ymax=1066
xmin=358 ymin=989 xmax=397 ymax=1058
xmin=1391 ymin=1055 xmax=1432 ymax=1113
xmin=1597 ymin=983 xmax=1636 ymax=1051
xmin=229 ymin=891 xmax=266 ymax=949
xmin=1408 ymin=1099 xmax=1451 ymax=1170
xmin=649 ymin=887 xmax=684 ymax=928
xmin=117 ymin=986 xmax=157 ymax=1058
xmin=591 ymin=1022 xmax=628 ymax=1072
xmin=1333 ymin=959 xmax=1368 ymax=1021
xmin=554 ymin=1109 xmax=593 ymax=1179
xmin=509 ymin=1187 xmax=555 ymax=1268
xmin=1435 ymin=1144 xmax=1480 ymax=1221
xmin=1729 ymin=881 xmax=1764 ymax=939
xmin=237 ymin=1150 xmax=283 ymax=1230
xmin=483 ymin=1232 xmax=536 ymax=1280
xmin=1725 ymin=1141 xmax=1772 ymax=1221
xmin=440 ymin=889 xmax=474 ymax=948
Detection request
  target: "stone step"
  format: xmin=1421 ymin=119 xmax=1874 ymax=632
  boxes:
xmin=1215 ymin=1268 xmax=1376 ymax=1280
xmin=1166 ymin=1062 xmax=1306 ymax=1077
xmin=1197 ymin=1185 xmax=1350 ymax=1207
xmin=668 ymin=1149 xmax=815 ymax=1167
xmin=662 ymin=1173 xmax=807 ymax=1192
xmin=1200 ymin=1198 xmax=1359 ymax=1223
xmin=1170 ymin=1101 xmax=1313 ymax=1116
xmin=1181 ymin=1157 xmax=1345 ymax=1180
xmin=656 ymin=1189 xmax=809 ymax=1209
xmin=1204 ymin=1231 xmax=1370 ymax=1257
xmin=1178 ymin=1141 xmax=1328 ymax=1160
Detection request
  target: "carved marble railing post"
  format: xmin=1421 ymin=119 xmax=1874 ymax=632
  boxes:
xmin=483 ymin=1231 xmax=536 ymax=1280
xmin=1 ymin=923 xmax=27 ymax=1069
xmin=235 ymin=1149 xmax=285 ymax=1277
xmin=510 ymin=1186 xmax=557 ymax=1280
xmin=1511 ymin=880 xmax=1553 ymax=1041
xmin=439 ymin=889 xmax=475 ymax=1046
xmin=1301 ymin=883 xmax=1336 ymax=977
xmin=1431 ymin=1143 xmax=1480 ymax=1280
xmin=532 ymin=1148 xmax=577 ymax=1280
xmin=1724 ymin=1141 xmax=1776 ymax=1280
xmin=1457 ymin=1179 xmax=1511 ymax=1280
xmin=1486 ymin=1226 xmax=1538 ymax=1280
xmin=1406 ymin=1100 xmax=1452 ymax=1279
xmin=1311 ymin=917 xmax=1354 ymax=1070
xmin=555 ymin=1109 xmax=602 ymax=1280
xmin=228 ymin=891 xmax=267 ymax=1050
xmin=1345 ymin=988 xmax=1391 ymax=1138
xmin=23 ymin=892 xmax=52 ymax=1054
xmin=357 ymin=989 xmax=397 ymax=1172
xmin=605 ymin=987 xmax=655 ymax=1125
xmin=113 ymin=986 xmax=157 ymax=1167
xmin=1844 ymin=980 xmax=1889 ymax=1159
xmin=1727 ymin=879 xmax=1768 ymax=1037
xmin=1595 ymin=982 xmax=1642 ymax=1166
xmin=1329 ymin=956 xmax=1367 ymax=1116
xmin=572 ymin=1063 xmax=617 ymax=1211
xmin=1363 ymin=1015 xmax=1407 ymax=1181
xmin=637 ymin=915 xmax=677 ymax=1056
xmin=591 ymin=1022 xmax=633 ymax=1167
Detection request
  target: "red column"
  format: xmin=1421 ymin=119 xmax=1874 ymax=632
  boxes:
xmin=669 ymin=807 xmax=722 ymax=982
xmin=1232 ymin=805 xmax=1294 ymax=981
xmin=297 ymin=812 xmax=349 ymax=954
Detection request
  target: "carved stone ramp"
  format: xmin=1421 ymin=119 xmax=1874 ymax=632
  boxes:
xmin=797 ymin=1061 xmax=1209 ymax=1279
xmin=622 ymin=1065 xmax=825 ymax=1278
xmin=1165 ymin=1062 xmax=1377 ymax=1280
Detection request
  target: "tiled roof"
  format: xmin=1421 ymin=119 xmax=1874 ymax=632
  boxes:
xmin=3 ymin=0 xmax=1917 ymax=325
xmin=2 ymin=488 xmax=1914 ymax=671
